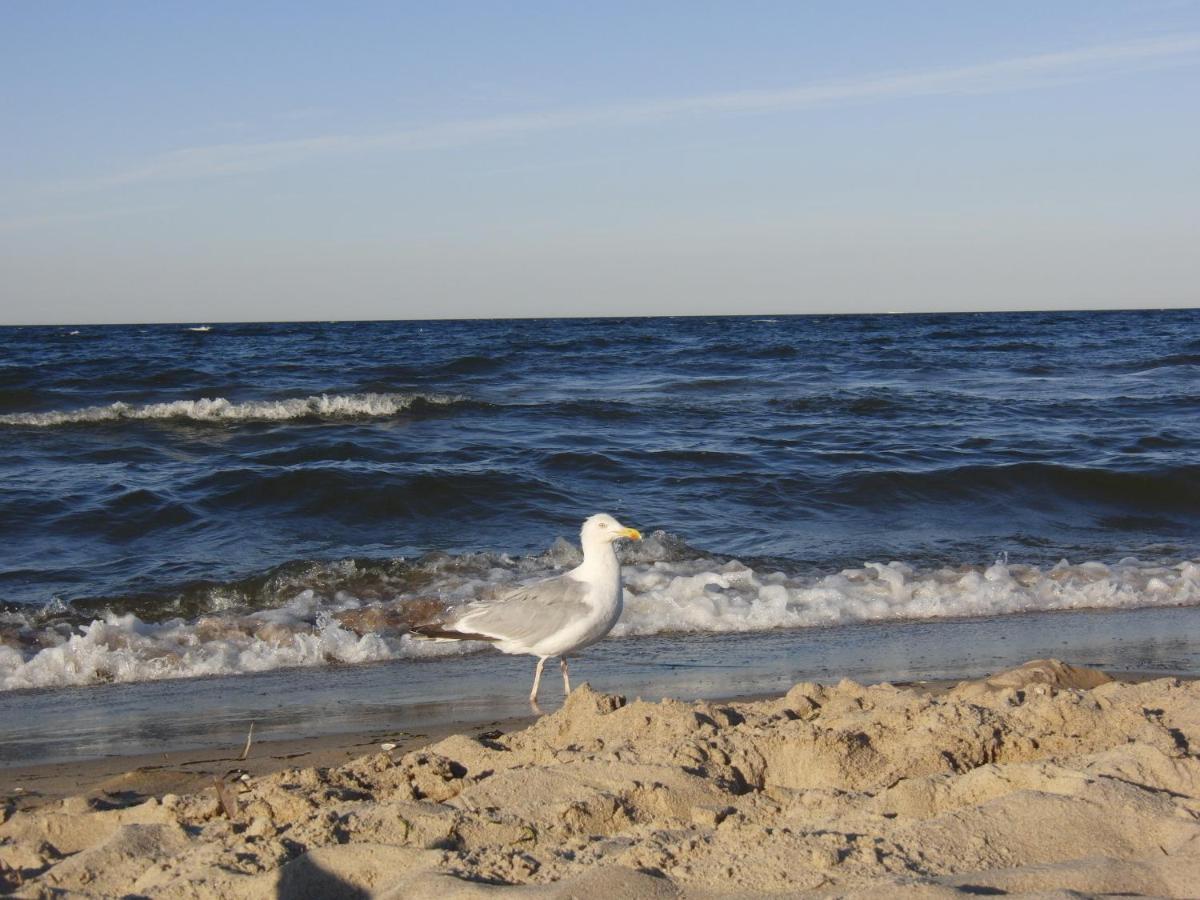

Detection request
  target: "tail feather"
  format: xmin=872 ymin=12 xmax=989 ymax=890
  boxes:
xmin=410 ymin=622 xmax=498 ymax=643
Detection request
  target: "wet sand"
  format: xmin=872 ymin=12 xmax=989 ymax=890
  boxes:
xmin=4 ymin=659 xmax=1200 ymax=897
xmin=0 ymin=714 xmax=537 ymax=816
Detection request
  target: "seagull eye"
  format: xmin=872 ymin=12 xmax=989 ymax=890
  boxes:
xmin=598 ymin=522 xmax=607 ymax=528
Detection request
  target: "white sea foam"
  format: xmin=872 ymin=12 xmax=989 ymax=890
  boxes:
xmin=615 ymin=556 xmax=1200 ymax=636
xmin=0 ymin=589 xmax=482 ymax=691
xmin=2 ymin=550 xmax=1198 ymax=691
xmin=0 ymin=392 xmax=465 ymax=427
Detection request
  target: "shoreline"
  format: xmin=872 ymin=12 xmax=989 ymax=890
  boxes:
xmin=4 ymin=667 xmax=1193 ymax=814
xmin=5 ymin=603 xmax=1200 ymax=774
xmin=3 ymin=659 xmax=1199 ymax=896
xmin=0 ymin=713 xmax=538 ymax=817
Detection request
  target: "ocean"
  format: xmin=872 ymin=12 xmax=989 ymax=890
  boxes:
xmin=1 ymin=310 xmax=1199 ymax=714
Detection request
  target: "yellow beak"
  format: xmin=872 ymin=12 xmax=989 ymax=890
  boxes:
xmin=621 ymin=527 xmax=643 ymax=541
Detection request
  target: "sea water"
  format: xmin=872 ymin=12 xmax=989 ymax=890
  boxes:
xmin=1 ymin=311 xmax=1198 ymax=701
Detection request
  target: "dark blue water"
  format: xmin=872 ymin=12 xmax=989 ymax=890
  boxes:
xmin=1 ymin=310 xmax=1198 ymax=690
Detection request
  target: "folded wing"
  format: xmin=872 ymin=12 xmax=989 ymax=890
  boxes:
xmin=416 ymin=574 xmax=591 ymax=649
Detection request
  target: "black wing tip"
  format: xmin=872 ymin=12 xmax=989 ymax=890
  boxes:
xmin=411 ymin=623 xmax=498 ymax=643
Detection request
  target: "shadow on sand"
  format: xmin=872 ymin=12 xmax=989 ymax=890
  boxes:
xmin=275 ymin=853 xmax=370 ymax=900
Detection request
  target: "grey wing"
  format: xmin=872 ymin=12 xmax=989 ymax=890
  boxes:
xmin=449 ymin=574 xmax=590 ymax=646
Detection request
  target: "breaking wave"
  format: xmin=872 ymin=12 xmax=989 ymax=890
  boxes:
xmin=0 ymin=392 xmax=466 ymax=427
xmin=2 ymin=531 xmax=1198 ymax=691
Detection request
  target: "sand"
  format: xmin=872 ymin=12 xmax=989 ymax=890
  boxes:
xmin=3 ymin=659 xmax=1199 ymax=897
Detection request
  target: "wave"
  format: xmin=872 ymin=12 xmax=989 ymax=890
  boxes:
xmin=190 ymin=467 xmax=572 ymax=521
xmin=2 ymin=532 xmax=1198 ymax=691
xmin=49 ymin=487 xmax=201 ymax=539
xmin=617 ymin=554 xmax=1200 ymax=637
xmin=0 ymin=392 xmax=466 ymax=427
xmin=775 ymin=394 xmax=903 ymax=416
xmin=1105 ymin=352 xmax=1200 ymax=374
xmin=743 ymin=344 xmax=800 ymax=360
xmin=833 ymin=462 xmax=1200 ymax=509
xmin=650 ymin=462 xmax=1200 ymax=515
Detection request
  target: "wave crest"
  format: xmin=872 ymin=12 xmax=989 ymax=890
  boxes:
xmin=2 ymin=535 xmax=1199 ymax=691
xmin=0 ymin=392 xmax=466 ymax=427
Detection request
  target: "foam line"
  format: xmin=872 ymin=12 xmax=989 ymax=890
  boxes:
xmin=0 ymin=392 xmax=465 ymax=426
xmin=2 ymin=547 xmax=1197 ymax=690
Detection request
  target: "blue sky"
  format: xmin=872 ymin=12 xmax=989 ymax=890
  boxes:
xmin=2 ymin=1 xmax=1198 ymax=324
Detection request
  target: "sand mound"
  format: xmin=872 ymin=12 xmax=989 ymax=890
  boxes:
xmin=3 ymin=660 xmax=1200 ymax=897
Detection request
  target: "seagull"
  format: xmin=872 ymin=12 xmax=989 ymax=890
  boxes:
xmin=412 ymin=513 xmax=642 ymax=704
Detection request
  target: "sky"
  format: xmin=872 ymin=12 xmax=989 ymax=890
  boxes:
xmin=1 ymin=1 xmax=1198 ymax=324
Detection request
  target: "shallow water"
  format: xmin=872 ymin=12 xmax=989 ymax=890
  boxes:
xmin=1 ymin=311 xmax=1198 ymax=691
xmin=3 ymin=605 xmax=1198 ymax=767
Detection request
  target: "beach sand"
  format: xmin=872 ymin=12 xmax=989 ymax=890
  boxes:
xmin=3 ymin=659 xmax=1199 ymax=897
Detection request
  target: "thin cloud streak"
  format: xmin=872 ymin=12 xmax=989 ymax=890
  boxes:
xmin=0 ymin=203 xmax=174 ymax=234
xmin=83 ymin=33 xmax=1200 ymax=189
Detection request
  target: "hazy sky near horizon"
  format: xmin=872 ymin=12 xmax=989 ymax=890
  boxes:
xmin=2 ymin=2 xmax=1199 ymax=325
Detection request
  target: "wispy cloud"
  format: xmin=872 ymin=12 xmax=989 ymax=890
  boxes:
xmin=0 ymin=203 xmax=173 ymax=234
xmin=82 ymin=33 xmax=1200 ymax=189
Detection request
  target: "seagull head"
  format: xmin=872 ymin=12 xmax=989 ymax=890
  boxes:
xmin=581 ymin=513 xmax=642 ymax=546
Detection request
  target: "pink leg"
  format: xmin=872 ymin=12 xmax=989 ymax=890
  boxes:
xmin=530 ymin=657 xmax=547 ymax=703
xmin=560 ymin=656 xmax=571 ymax=695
